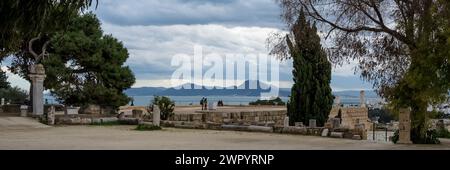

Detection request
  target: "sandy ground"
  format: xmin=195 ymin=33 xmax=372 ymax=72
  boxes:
xmin=1 ymin=123 xmax=450 ymax=150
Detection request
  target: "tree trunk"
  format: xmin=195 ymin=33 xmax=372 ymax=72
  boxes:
xmin=410 ymin=100 xmax=429 ymax=144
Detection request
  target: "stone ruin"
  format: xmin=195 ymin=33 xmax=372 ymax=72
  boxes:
xmin=329 ymin=90 xmax=370 ymax=130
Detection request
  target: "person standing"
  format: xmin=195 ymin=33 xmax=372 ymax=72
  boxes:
xmin=200 ymin=97 xmax=205 ymax=110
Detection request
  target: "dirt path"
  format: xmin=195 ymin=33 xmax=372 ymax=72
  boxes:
xmin=1 ymin=125 xmax=449 ymax=150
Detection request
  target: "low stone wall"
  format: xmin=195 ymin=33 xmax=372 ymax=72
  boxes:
xmin=1 ymin=104 xmax=21 ymax=113
xmin=170 ymin=110 xmax=287 ymax=126
xmin=55 ymin=115 xmax=118 ymax=125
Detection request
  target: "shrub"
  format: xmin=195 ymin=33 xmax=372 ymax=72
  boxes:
xmin=0 ymin=86 xmax=28 ymax=104
xmin=249 ymin=97 xmax=286 ymax=106
xmin=436 ymin=128 xmax=450 ymax=139
xmin=151 ymin=96 xmax=175 ymax=120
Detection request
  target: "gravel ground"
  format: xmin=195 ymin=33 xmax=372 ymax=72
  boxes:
xmin=1 ymin=123 xmax=450 ymax=150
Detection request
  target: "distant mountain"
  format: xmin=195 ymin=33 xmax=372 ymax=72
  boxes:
xmin=160 ymin=80 xmax=289 ymax=97
xmin=124 ymin=81 xmax=377 ymax=98
xmin=125 ymin=80 xmax=291 ymax=97
xmin=124 ymin=87 xmax=166 ymax=96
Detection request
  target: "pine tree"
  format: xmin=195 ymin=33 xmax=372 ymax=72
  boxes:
xmin=0 ymin=70 xmax=10 ymax=89
xmin=40 ymin=13 xmax=135 ymax=109
xmin=287 ymin=11 xmax=333 ymax=127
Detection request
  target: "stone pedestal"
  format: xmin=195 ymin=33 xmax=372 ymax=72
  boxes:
xmin=309 ymin=119 xmax=316 ymax=128
xmin=398 ymin=108 xmax=412 ymax=144
xmin=153 ymin=105 xmax=161 ymax=127
xmin=283 ymin=116 xmax=289 ymax=127
xmin=28 ymin=64 xmax=46 ymax=116
xmin=47 ymin=106 xmax=55 ymax=125
xmin=20 ymin=105 xmax=28 ymax=117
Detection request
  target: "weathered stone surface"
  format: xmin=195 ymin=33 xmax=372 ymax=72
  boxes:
xmin=132 ymin=109 xmax=144 ymax=118
xmin=119 ymin=117 xmax=141 ymax=125
xmin=330 ymin=132 xmax=344 ymax=138
xmin=309 ymin=119 xmax=316 ymax=128
xmin=398 ymin=108 xmax=412 ymax=144
xmin=153 ymin=105 xmax=161 ymax=126
xmin=20 ymin=105 xmax=28 ymax=117
xmin=352 ymin=135 xmax=362 ymax=140
xmin=80 ymin=104 xmax=102 ymax=115
xmin=284 ymin=116 xmax=289 ymax=127
xmin=65 ymin=107 xmax=80 ymax=115
xmin=295 ymin=122 xmax=304 ymax=127
xmin=331 ymin=118 xmax=341 ymax=129
xmin=282 ymin=127 xmax=307 ymax=135
xmin=47 ymin=106 xmax=55 ymax=125
xmin=321 ymin=129 xmax=329 ymax=137
xmin=92 ymin=117 xmax=118 ymax=124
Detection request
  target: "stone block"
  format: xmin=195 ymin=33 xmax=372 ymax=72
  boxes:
xmin=309 ymin=119 xmax=317 ymax=128
xmin=321 ymin=129 xmax=329 ymax=137
xmin=295 ymin=122 xmax=304 ymax=127
xmin=65 ymin=107 xmax=80 ymax=115
xmin=352 ymin=135 xmax=362 ymax=140
xmin=330 ymin=132 xmax=344 ymax=138
xmin=119 ymin=118 xmax=141 ymax=125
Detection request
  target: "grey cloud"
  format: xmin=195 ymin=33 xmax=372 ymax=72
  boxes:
xmin=93 ymin=0 xmax=283 ymax=28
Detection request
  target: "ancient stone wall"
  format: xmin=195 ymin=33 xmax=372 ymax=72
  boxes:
xmin=329 ymin=107 xmax=370 ymax=129
xmin=169 ymin=110 xmax=287 ymax=126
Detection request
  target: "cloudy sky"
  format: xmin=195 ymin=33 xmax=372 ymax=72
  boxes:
xmin=2 ymin=0 xmax=373 ymax=91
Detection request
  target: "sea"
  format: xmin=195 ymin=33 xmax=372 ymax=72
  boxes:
xmin=44 ymin=95 xmax=381 ymax=107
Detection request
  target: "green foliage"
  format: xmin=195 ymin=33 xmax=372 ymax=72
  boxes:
xmin=286 ymin=12 xmax=333 ymax=127
xmin=0 ymin=0 xmax=95 ymax=60
xmin=368 ymin=108 xmax=397 ymax=123
xmin=0 ymin=86 xmax=28 ymax=104
xmin=429 ymin=111 xmax=447 ymax=119
xmin=436 ymin=128 xmax=450 ymax=139
xmin=135 ymin=124 xmax=162 ymax=131
xmin=151 ymin=96 xmax=175 ymax=120
xmin=38 ymin=13 xmax=135 ymax=109
xmin=249 ymin=97 xmax=285 ymax=106
xmin=0 ymin=70 xmax=10 ymax=89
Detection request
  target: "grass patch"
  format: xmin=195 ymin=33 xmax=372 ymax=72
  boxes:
xmin=135 ymin=124 xmax=162 ymax=131
xmin=90 ymin=121 xmax=122 ymax=126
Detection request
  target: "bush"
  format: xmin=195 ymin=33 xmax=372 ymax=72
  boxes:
xmin=368 ymin=108 xmax=397 ymax=123
xmin=249 ymin=97 xmax=286 ymax=106
xmin=135 ymin=124 xmax=162 ymax=131
xmin=151 ymin=96 xmax=175 ymax=120
xmin=436 ymin=128 xmax=450 ymax=139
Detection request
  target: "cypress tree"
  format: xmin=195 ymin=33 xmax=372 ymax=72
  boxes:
xmin=287 ymin=11 xmax=333 ymax=127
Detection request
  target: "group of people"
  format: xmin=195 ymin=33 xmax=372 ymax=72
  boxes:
xmin=200 ymin=97 xmax=208 ymax=110
xmin=217 ymin=100 xmax=224 ymax=107
xmin=200 ymin=98 xmax=225 ymax=110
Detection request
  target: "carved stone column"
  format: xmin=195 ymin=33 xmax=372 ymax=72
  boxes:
xmin=28 ymin=64 xmax=46 ymax=116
